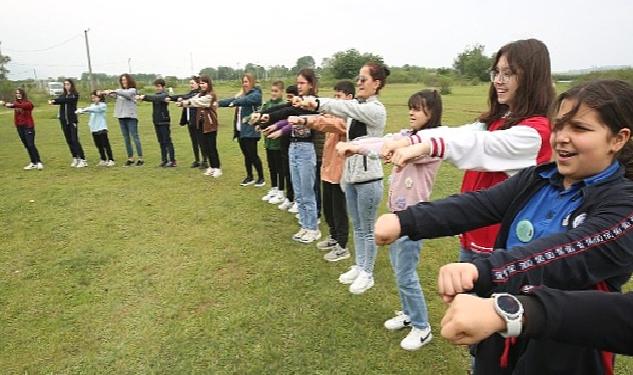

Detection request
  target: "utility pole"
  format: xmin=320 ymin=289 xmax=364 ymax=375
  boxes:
xmin=84 ymin=29 xmax=95 ymax=91
xmin=190 ymin=52 xmax=194 ymax=76
xmin=128 ymin=58 xmax=132 ymax=74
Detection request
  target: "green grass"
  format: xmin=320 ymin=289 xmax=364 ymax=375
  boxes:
xmin=1 ymin=83 xmax=631 ymax=374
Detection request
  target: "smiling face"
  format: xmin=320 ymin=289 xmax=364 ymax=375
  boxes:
xmin=270 ymin=86 xmax=283 ymax=100
xmin=492 ymin=54 xmax=519 ymax=109
xmin=199 ymin=81 xmax=209 ymax=92
xmin=356 ymin=66 xmax=380 ymax=99
xmin=242 ymin=76 xmax=253 ymax=92
xmin=552 ymin=99 xmax=630 ymax=188
xmin=120 ymin=75 xmax=128 ymax=89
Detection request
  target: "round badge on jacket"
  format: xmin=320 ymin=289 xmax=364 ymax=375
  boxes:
xmin=516 ymin=220 xmax=534 ymax=243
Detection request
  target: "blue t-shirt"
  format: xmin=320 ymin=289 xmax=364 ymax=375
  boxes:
xmin=506 ymin=162 xmax=620 ymax=250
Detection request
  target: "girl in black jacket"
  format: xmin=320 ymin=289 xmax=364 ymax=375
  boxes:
xmin=375 ymin=80 xmax=633 ymax=375
xmin=49 ymin=79 xmax=86 ymax=167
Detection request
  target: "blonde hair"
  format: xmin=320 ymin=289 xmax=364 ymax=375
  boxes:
xmin=237 ymin=73 xmax=256 ymax=97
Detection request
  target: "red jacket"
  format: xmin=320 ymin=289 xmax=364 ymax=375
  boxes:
xmin=459 ymin=116 xmax=552 ymax=253
xmin=11 ymin=100 xmax=35 ymax=127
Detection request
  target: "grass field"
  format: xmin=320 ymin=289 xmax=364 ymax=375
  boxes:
xmin=1 ymin=82 xmax=631 ymax=374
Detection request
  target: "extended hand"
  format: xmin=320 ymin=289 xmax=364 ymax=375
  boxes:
xmin=437 ymin=263 xmax=479 ymax=303
xmin=374 ymin=214 xmax=402 ymax=245
xmin=440 ymin=294 xmax=505 ymax=345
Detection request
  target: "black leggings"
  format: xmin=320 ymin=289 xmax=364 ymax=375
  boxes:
xmin=266 ymin=149 xmax=284 ymax=190
xmin=281 ymin=141 xmax=294 ymax=201
xmin=17 ymin=126 xmax=41 ymax=163
xmin=187 ymin=123 xmax=205 ymax=162
xmin=239 ymin=138 xmax=263 ymax=179
xmin=61 ymin=122 xmax=85 ymax=159
xmin=199 ymin=130 xmax=221 ymax=168
xmin=322 ymin=181 xmax=349 ymax=248
xmin=92 ymin=130 xmax=114 ymax=161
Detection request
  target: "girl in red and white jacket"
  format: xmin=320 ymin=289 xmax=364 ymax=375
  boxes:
xmin=2 ymin=88 xmax=43 ymax=170
xmin=383 ymin=38 xmax=554 ymax=261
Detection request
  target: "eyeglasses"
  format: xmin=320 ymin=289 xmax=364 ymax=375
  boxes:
xmin=356 ymin=76 xmax=369 ymax=84
xmin=490 ymin=70 xmax=515 ymax=83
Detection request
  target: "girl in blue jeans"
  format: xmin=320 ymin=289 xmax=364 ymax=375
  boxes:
xmin=337 ymin=90 xmax=443 ymax=349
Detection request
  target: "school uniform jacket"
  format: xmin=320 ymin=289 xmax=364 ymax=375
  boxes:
xmin=396 ymin=162 xmax=633 ymax=375
xmin=51 ymin=93 xmax=79 ymax=126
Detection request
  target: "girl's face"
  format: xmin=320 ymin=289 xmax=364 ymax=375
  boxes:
xmin=121 ymin=76 xmax=128 ymax=89
xmin=552 ymin=99 xmax=630 ymax=188
xmin=409 ymin=104 xmax=431 ymax=131
xmin=199 ymin=81 xmax=209 ymax=92
xmin=64 ymin=81 xmax=72 ymax=93
xmin=356 ymin=66 xmax=379 ymax=99
xmin=15 ymin=90 xmax=22 ymax=100
xmin=91 ymin=94 xmax=100 ymax=103
xmin=242 ymin=76 xmax=253 ymax=92
xmin=190 ymin=80 xmax=199 ymax=90
xmin=296 ymin=75 xmax=312 ymax=96
xmin=493 ymin=54 xmax=519 ymax=109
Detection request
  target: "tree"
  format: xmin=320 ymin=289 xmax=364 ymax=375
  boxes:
xmin=453 ymin=44 xmax=492 ymax=82
xmin=0 ymin=51 xmax=11 ymax=80
xmin=199 ymin=67 xmax=218 ymax=80
xmin=217 ymin=66 xmax=236 ymax=81
xmin=292 ymin=56 xmax=315 ymax=73
xmin=323 ymin=49 xmax=384 ymax=79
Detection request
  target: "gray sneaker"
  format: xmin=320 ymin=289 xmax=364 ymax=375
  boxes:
xmin=323 ymin=245 xmax=351 ymax=262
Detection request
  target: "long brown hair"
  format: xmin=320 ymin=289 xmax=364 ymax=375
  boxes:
xmin=199 ymin=75 xmax=217 ymax=103
xmin=238 ymin=73 xmax=256 ymax=96
xmin=64 ymin=79 xmax=78 ymax=95
xmin=119 ymin=73 xmax=137 ymax=89
xmin=556 ymin=80 xmax=633 ymax=179
xmin=479 ymin=39 xmax=554 ymax=129
xmin=298 ymin=68 xmax=318 ymax=96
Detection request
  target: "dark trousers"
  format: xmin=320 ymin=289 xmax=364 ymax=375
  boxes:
xmin=266 ymin=149 xmax=284 ymax=190
xmin=315 ymin=160 xmax=322 ymax=217
xmin=187 ymin=123 xmax=205 ymax=163
xmin=322 ymin=181 xmax=349 ymax=248
xmin=239 ymin=138 xmax=263 ymax=179
xmin=17 ymin=126 xmax=41 ymax=164
xmin=61 ymin=122 xmax=85 ymax=159
xmin=154 ymin=123 xmax=175 ymax=162
xmin=281 ymin=142 xmax=294 ymax=202
xmin=198 ymin=130 xmax=220 ymax=168
xmin=92 ymin=130 xmax=114 ymax=161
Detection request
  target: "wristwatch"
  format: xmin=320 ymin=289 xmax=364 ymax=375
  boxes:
xmin=492 ymin=293 xmax=524 ymax=338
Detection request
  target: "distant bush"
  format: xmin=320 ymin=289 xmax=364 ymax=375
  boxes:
xmin=573 ymin=68 xmax=633 ymax=85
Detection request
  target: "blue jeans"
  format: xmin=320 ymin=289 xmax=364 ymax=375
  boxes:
xmin=346 ymin=180 xmax=383 ymax=273
xmin=389 ymin=236 xmax=429 ymax=329
xmin=289 ymin=142 xmax=317 ymax=230
xmin=118 ymin=118 xmax=143 ymax=158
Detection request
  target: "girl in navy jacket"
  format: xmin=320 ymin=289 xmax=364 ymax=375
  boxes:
xmin=375 ymin=80 xmax=633 ymax=374
xmin=49 ymin=79 xmax=86 ymax=167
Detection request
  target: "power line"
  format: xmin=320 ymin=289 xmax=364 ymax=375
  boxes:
xmin=4 ymin=33 xmax=83 ymax=53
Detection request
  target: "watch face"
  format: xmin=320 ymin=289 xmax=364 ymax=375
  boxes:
xmin=497 ymin=295 xmax=520 ymax=314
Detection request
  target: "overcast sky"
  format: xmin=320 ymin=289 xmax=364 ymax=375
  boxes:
xmin=2 ymin=0 xmax=632 ymax=80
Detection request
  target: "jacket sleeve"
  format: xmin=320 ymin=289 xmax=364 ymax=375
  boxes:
xmin=231 ymin=89 xmax=262 ymax=107
xmin=184 ymin=95 xmax=212 ymax=108
xmin=395 ymin=168 xmax=530 ymax=241
xmin=317 ymin=98 xmax=386 ymax=129
xmin=51 ymin=94 xmax=79 ymax=105
xmin=418 ymin=121 xmax=546 ymax=175
xmin=12 ymin=101 xmax=34 ymax=110
xmin=519 ymin=288 xmax=633 ymax=355
xmin=143 ymin=92 xmax=169 ymax=102
xmin=267 ymin=106 xmax=316 ymax=124
xmin=261 ymin=103 xmax=290 ymax=114
xmin=471 ymin=186 xmax=633 ymax=296
xmin=114 ymin=88 xmax=137 ymax=100
xmin=310 ymin=115 xmax=347 ymax=135
xmin=83 ymin=103 xmax=107 ymax=113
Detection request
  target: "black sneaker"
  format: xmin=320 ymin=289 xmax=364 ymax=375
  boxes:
xmin=240 ymin=177 xmax=255 ymax=186
xmin=136 ymin=160 xmax=144 ymax=166
xmin=125 ymin=160 xmax=135 ymax=167
xmin=199 ymin=160 xmax=209 ymax=170
xmin=254 ymin=178 xmax=266 ymax=187
xmin=191 ymin=161 xmax=200 ymax=168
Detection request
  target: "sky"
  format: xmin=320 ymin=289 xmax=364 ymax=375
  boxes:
xmin=2 ymin=0 xmax=632 ymax=80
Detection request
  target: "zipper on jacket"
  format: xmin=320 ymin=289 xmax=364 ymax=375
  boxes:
xmin=363 ymin=155 xmax=368 ymax=171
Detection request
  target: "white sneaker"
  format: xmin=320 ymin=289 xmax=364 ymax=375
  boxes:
xmin=203 ymin=167 xmax=213 ymax=176
xmin=268 ymin=191 xmax=285 ymax=205
xmin=384 ymin=311 xmax=412 ymax=331
xmin=277 ymin=199 xmax=292 ymax=211
xmin=295 ymin=213 xmax=300 ymax=220
xmin=97 ymin=160 xmax=107 ymax=167
xmin=349 ymin=270 xmax=374 ymax=295
xmin=76 ymin=159 xmax=88 ymax=168
xmin=317 ymin=236 xmax=337 ymax=250
xmin=70 ymin=158 xmax=78 ymax=167
xmin=36 ymin=162 xmax=44 ymax=170
xmin=400 ymin=326 xmax=433 ymax=351
xmin=292 ymin=228 xmax=308 ymax=241
xmin=261 ymin=188 xmax=277 ymax=201
xmin=23 ymin=163 xmax=36 ymax=170
xmin=299 ymin=229 xmax=321 ymax=244
xmin=106 ymin=160 xmax=115 ymax=167
xmin=339 ymin=265 xmax=360 ymax=285
xmin=288 ymin=202 xmax=299 ymax=213
xmin=211 ymin=168 xmax=223 ymax=178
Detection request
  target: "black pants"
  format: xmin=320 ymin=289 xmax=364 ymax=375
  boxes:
xmin=61 ymin=122 xmax=85 ymax=159
xmin=92 ymin=130 xmax=114 ymax=161
xmin=322 ymin=181 xmax=349 ymax=248
xmin=315 ymin=160 xmax=322 ymax=217
xmin=17 ymin=126 xmax=41 ymax=164
xmin=266 ymin=149 xmax=284 ymax=190
xmin=239 ymin=138 xmax=263 ymax=179
xmin=198 ymin=130 xmax=221 ymax=168
xmin=187 ymin=123 xmax=205 ymax=163
xmin=281 ymin=140 xmax=294 ymax=202
xmin=154 ymin=123 xmax=175 ymax=162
